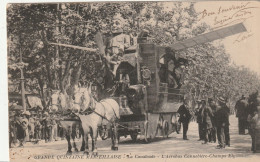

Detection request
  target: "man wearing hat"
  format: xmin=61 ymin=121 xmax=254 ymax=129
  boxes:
xmin=215 ymin=97 xmax=229 ymax=149
xmin=235 ymin=95 xmax=248 ymax=135
xmin=177 ymin=99 xmax=192 ymax=140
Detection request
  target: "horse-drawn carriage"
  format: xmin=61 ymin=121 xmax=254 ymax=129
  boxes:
xmin=48 ymin=22 xmax=247 ymax=154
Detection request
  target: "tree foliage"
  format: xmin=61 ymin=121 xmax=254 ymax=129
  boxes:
xmin=7 ymin=2 xmax=260 ymax=107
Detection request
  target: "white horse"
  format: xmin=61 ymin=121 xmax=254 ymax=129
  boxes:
xmin=50 ymin=90 xmax=85 ymax=154
xmin=73 ymin=85 xmax=120 ymax=155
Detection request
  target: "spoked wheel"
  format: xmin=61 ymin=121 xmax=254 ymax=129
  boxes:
xmin=162 ymin=120 xmax=169 ymax=138
xmin=144 ymin=121 xmax=151 ymax=143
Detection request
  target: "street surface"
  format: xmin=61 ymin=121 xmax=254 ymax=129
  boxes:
xmin=10 ymin=115 xmax=260 ymax=161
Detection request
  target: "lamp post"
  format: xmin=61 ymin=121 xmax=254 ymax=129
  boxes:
xmin=19 ymin=46 xmax=26 ymax=112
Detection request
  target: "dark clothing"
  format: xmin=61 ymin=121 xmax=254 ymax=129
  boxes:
xmin=209 ymin=127 xmax=216 ymax=142
xmin=177 ymin=104 xmax=192 ymax=123
xmin=247 ymin=94 xmax=260 ymax=152
xmin=204 ymin=129 xmax=211 ymax=143
xmin=238 ymin=119 xmax=247 ymax=134
xmin=201 ymin=106 xmax=214 ymax=143
xmin=195 ymin=107 xmax=204 ymax=140
xmin=215 ymin=104 xmax=230 ymax=147
xmin=217 ymin=126 xmax=225 ymax=148
xmin=201 ymin=106 xmax=213 ymax=129
xmin=42 ymin=117 xmax=52 ymax=142
xmin=209 ymin=102 xmax=217 ymax=142
xmin=182 ymin=122 xmax=189 ymax=139
xmin=198 ymin=123 xmax=204 ymax=140
xmin=195 ymin=108 xmax=203 ymax=124
xmin=235 ymin=98 xmax=248 ymax=134
xmin=215 ymin=105 xmax=229 ymax=128
xmin=235 ymin=99 xmax=248 ymax=119
xmin=224 ymin=125 xmax=230 ymax=146
xmin=177 ymin=104 xmax=191 ymax=139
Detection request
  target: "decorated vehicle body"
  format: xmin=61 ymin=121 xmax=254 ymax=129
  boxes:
xmin=49 ymin=22 xmax=247 ymax=144
xmin=102 ymin=22 xmax=248 ymax=142
xmin=110 ymin=39 xmax=183 ymax=142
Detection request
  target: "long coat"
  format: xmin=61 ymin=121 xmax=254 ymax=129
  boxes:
xmin=215 ymin=105 xmax=229 ymax=127
xmin=177 ymin=104 xmax=192 ymax=123
xmin=201 ymin=106 xmax=214 ymax=129
xmin=235 ymin=99 xmax=248 ymax=120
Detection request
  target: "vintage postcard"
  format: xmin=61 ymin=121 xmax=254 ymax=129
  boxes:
xmin=4 ymin=0 xmax=260 ymax=162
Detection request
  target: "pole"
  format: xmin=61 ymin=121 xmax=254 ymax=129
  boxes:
xmin=19 ymin=46 xmax=26 ymax=112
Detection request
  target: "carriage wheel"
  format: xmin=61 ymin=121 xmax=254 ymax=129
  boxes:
xmin=130 ymin=132 xmax=138 ymax=142
xmin=144 ymin=121 xmax=151 ymax=143
xmin=162 ymin=120 xmax=169 ymax=138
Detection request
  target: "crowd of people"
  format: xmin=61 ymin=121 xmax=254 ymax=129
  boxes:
xmin=9 ymin=110 xmax=64 ymax=148
xmin=177 ymin=90 xmax=259 ymax=152
xmin=9 ymin=90 xmax=259 ymax=152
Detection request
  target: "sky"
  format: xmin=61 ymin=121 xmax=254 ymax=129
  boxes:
xmin=194 ymin=1 xmax=260 ymax=76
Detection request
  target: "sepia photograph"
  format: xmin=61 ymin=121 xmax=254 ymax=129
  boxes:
xmin=3 ymin=0 xmax=260 ymax=161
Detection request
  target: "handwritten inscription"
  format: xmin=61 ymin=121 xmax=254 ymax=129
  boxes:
xmin=213 ymin=9 xmax=253 ymax=27
xmin=198 ymin=2 xmax=259 ymax=30
xmin=233 ymin=32 xmax=254 ymax=43
xmin=199 ymin=2 xmax=251 ymax=20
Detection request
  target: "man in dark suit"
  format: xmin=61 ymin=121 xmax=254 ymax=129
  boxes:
xmin=215 ymin=97 xmax=229 ymax=149
xmin=235 ymin=95 xmax=248 ymax=135
xmin=177 ymin=99 xmax=192 ymax=140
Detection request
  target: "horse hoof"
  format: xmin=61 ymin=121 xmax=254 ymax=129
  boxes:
xmin=66 ymin=151 xmax=72 ymax=155
xmin=92 ymin=152 xmax=98 ymax=156
xmin=111 ymin=146 xmax=118 ymax=151
xmin=84 ymin=151 xmax=89 ymax=155
xmin=74 ymin=148 xmax=79 ymax=152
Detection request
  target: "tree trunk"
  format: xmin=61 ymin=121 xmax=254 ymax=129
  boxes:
xmin=37 ymin=75 xmax=46 ymax=108
xmin=41 ymin=30 xmax=54 ymax=90
xmin=61 ymin=54 xmax=72 ymax=93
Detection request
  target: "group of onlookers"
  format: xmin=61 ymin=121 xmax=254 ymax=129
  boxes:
xmin=9 ymin=110 xmax=63 ymax=148
xmin=177 ymin=90 xmax=259 ymax=152
xmin=235 ymin=92 xmax=260 ymax=152
xmin=195 ymin=97 xmax=230 ymax=149
xmin=178 ymin=97 xmax=230 ymax=149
